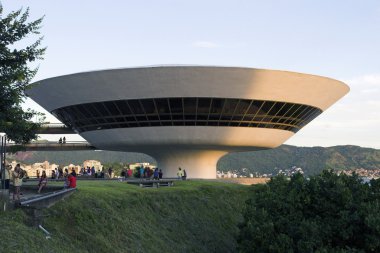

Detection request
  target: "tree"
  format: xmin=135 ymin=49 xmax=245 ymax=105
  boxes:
xmin=238 ymin=171 xmax=380 ymax=252
xmin=0 ymin=3 xmax=45 ymax=143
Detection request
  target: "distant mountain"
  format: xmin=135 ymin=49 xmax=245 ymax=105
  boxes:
xmin=7 ymin=145 xmax=380 ymax=176
xmin=218 ymin=145 xmax=380 ymax=175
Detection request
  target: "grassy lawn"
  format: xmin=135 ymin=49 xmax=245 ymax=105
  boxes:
xmin=1 ymin=180 xmax=251 ymax=253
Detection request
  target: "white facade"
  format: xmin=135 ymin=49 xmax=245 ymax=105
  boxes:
xmin=27 ymin=66 xmax=349 ymax=178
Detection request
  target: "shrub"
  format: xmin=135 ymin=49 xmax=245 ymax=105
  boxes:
xmin=238 ymin=171 xmax=380 ymax=252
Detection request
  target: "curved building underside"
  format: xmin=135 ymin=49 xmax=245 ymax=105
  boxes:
xmin=27 ymin=66 xmax=349 ymax=178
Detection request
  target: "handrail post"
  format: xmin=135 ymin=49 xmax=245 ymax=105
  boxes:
xmin=1 ymin=134 xmax=9 ymax=211
xmin=1 ymin=134 xmax=6 ymax=189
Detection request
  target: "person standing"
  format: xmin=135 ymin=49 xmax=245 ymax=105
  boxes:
xmin=37 ymin=171 xmax=48 ymax=193
xmin=62 ymin=136 xmax=66 ymax=144
xmin=12 ymin=164 xmax=23 ymax=202
xmin=58 ymin=167 xmax=63 ymax=179
xmin=182 ymin=170 xmax=187 ymax=180
xmin=153 ymin=168 xmax=159 ymax=180
xmin=158 ymin=169 xmax=163 ymax=179
xmin=127 ymin=168 xmax=133 ymax=178
xmin=177 ymin=167 xmax=183 ymax=179
xmin=3 ymin=164 xmax=12 ymax=190
xmin=63 ymin=168 xmax=69 ymax=189
xmin=54 ymin=168 xmax=59 ymax=180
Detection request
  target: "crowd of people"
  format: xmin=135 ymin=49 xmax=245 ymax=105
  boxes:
xmin=122 ymin=166 xmax=187 ymax=180
xmin=0 ymin=163 xmax=26 ymax=201
xmin=126 ymin=166 xmax=164 ymax=179
xmin=37 ymin=167 xmax=77 ymax=193
xmin=80 ymin=166 xmax=106 ymax=178
xmin=1 ymin=163 xmax=189 ymax=202
xmin=0 ymin=163 xmax=77 ymax=202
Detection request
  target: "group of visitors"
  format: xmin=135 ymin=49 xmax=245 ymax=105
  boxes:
xmin=1 ymin=163 xmax=25 ymax=202
xmin=38 ymin=167 xmax=77 ymax=193
xmin=153 ymin=168 xmax=163 ymax=180
xmin=58 ymin=136 xmax=66 ymax=144
xmin=0 ymin=162 xmax=78 ymax=202
xmin=0 ymin=161 xmax=191 ymax=204
xmin=81 ymin=166 xmax=96 ymax=176
xmin=47 ymin=167 xmax=64 ymax=179
xmin=36 ymin=166 xmax=75 ymax=181
xmin=177 ymin=167 xmax=187 ymax=180
xmin=133 ymin=166 xmax=163 ymax=179
xmin=120 ymin=168 xmax=134 ymax=178
xmin=79 ymin=166 xmax=106 ymax=178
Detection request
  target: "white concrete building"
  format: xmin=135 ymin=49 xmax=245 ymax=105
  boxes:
xmin=27 ymin=66 xmax=349 ymax=178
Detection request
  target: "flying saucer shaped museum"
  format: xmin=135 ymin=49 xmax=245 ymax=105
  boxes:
xmin=27 ymin=66 xmax=349 ymax=178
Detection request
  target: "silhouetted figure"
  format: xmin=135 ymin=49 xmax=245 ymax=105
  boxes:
xmin=58 ymin=137 xmax=62 ymax=144
xmin=153 ymin=168 xmax=159 ymax=180
xmin=158 ymin=169 xmax=163 ymax=179
xmin=63 ymin=136 xmax=66 ymax=144
xmin=38 ymin=171 xmax=48 ymax=193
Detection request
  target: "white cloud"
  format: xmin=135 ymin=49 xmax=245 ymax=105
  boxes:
xmin=362 ymin=74 xmax=380 ymax=84
xmin=361 ymin=88 xmax=379 ymax=94
xmin=192 ymin=41 xmax=220 ymax=48
xmin=345 ymin=74 xmax=380 ymax=86
xmin=366 ymin=100 xmax=380 ymax=106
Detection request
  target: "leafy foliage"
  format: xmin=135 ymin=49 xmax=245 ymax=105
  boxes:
xmin=238 ymin=171 xmax=380 ymax=252
xmin=0 ymin=3 xmax=45 ymax=143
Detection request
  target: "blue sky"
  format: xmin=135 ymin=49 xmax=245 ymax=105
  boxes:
xmin=3 ymin=0 xmax=380 ymax=148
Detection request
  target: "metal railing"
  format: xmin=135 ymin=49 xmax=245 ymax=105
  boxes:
xmin=20 ymin=188 xmax=77 ymax=206
xmin=7 ymin=141 xmax=96 ymax=151
xmin=37 ymin=123 xmax=76 ymax=134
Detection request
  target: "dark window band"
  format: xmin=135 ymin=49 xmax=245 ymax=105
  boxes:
xmin=52 ymin=97 xmax=322 ymax=133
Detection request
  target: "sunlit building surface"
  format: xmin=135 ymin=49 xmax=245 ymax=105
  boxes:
xmin=27 ymin=66 xmax=349 ymax=178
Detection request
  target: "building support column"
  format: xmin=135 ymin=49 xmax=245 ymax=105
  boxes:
xmin=150 ymin=149 xmax=228 ymax=179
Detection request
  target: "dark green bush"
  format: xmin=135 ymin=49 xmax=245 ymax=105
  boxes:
xmin=238 ymin=171 xmax=380 ymax=252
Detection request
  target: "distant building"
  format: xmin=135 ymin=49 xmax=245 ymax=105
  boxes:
xmin=83 ymin=160 xmax=102 ymax=171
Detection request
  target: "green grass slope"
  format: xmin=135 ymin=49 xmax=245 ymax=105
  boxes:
xmin=1 ymin=181 xmax=250 ymax=253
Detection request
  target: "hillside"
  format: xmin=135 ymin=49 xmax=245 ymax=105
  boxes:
xmin=218 ymin=145 xmax=380 ymax=175
xmin=0 ymin=181 xmax=250 ymax=253
xmin=9 ymin=145 xmax=380 ymax=175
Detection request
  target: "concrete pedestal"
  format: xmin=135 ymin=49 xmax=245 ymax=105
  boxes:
xmin=151 ymin=150 xmax=228 ymax=179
